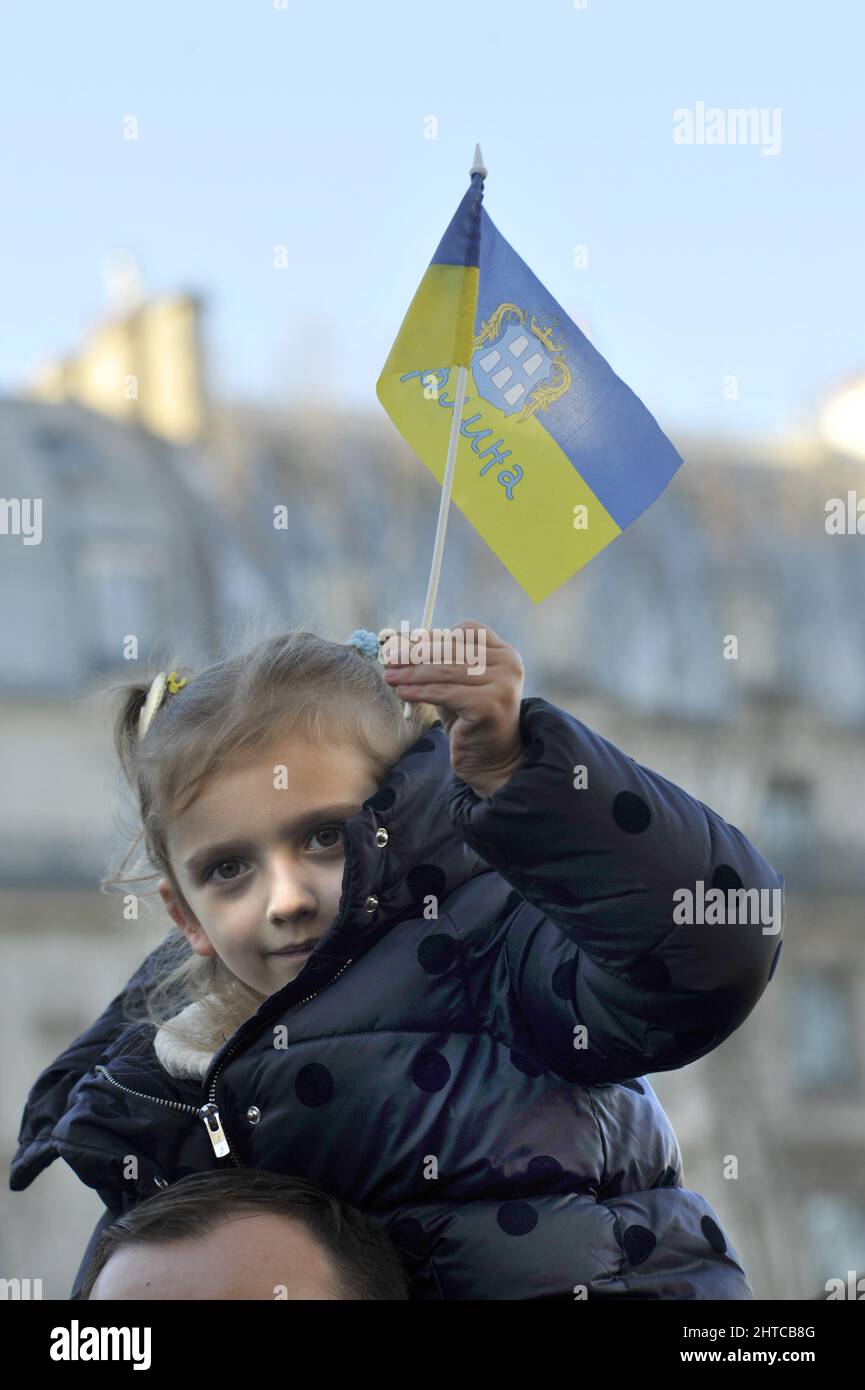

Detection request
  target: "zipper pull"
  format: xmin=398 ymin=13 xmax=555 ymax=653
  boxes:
xmin=198 ymin=1102 xmax=231 ymax=1157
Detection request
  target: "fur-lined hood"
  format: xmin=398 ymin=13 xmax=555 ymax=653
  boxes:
xmin=153 ymin=998 xmax=227 ymax=1081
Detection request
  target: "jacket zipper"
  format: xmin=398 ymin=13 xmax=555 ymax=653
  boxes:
xmin=95 ymin=957 xmax=354 ymax=1166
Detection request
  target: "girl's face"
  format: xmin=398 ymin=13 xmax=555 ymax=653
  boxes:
xmin=158 ymin=733 xmax=381 ymax=997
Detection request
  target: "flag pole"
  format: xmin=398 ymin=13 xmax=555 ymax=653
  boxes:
xmin=403 ymin=143 xmax=486 ymax=720
xmin=402 ymin=363 xmax=469 ymax=718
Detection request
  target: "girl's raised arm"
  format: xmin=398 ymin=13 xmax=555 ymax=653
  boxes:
xmin=444 ymin=696 xmax=784 ymax=1082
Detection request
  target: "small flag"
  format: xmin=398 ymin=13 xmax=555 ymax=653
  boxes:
xmin=376 ymin=152 xmax=684 ymax=603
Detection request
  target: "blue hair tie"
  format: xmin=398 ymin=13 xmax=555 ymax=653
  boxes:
xmin=345 ymin=629 xmax=381 ymax=660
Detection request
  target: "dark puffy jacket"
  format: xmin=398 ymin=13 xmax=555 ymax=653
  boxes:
xmin=10 ymin=697 xmax=784 ymax=1299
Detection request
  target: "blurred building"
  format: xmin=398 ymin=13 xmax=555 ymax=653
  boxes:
xmin=25 ymin=292 xmax=206 ymax=447
xmin=2 ymin=296 xmax=864 ymax=1299
xmin=820 ymin=371 xmax=865 ymax=463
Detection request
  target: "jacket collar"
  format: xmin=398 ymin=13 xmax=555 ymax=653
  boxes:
xmin=334 ymin=718 xmax=490 ymax=942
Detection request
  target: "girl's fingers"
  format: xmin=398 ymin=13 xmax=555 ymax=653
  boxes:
xmin=392 ymin=683 xmax=473 ymax=701
xmin=450 ymin=619 xmax=508 ymax=648
xmin=383 ymin=655 xmax=507 ymax=679
xmin=386 ymin=667 xmax=494 ymax=687
xmin=382 ymin=622 xmax=508 ymax=666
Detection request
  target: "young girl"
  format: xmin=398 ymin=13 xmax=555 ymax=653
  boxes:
xmin=11 ymin=621 xmax=784 ymax=1300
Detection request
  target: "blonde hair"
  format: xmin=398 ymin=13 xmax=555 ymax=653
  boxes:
xmin=101 ymin=621 xmax=438 ymax=1040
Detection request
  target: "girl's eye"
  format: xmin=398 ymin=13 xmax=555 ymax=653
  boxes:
xmin=202 ymin=828 xmax=343 ymax=884
xmin=205 ymin=858 xmax=248 ymax=885
xmin=310 ymin=825 xmax=343 ymax=851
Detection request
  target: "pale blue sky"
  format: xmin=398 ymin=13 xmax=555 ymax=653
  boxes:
xmin=1 ymin=0 xmax=862 ymax=440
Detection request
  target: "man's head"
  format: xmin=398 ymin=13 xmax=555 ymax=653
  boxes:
xmin=82 ymin=1169 xmax=411 ymax=1300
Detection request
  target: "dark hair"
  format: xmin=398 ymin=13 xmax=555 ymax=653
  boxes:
xmin=80 ymin=1168 xmax=412 ymax=1301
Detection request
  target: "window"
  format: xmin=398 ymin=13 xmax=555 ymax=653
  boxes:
xmin=803 ymin=1195 xmax=865 ymax=1292
xmin=77 ymin=541 xmax=164 ymax=670
xmin=761 ymin=773 xmax=813 ymax=859
xmin=786 ymin=973 xmax=859 ymax=1092
xmin=724 ymin=594 xmax=778 ymax=689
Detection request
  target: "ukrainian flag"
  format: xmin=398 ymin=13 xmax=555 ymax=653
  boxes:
xmin=376 ymin=164 xmax=684 ymax=603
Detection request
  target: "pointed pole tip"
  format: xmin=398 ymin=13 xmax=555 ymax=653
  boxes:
xmin=470 ymin=142 xmax=487 ymax=179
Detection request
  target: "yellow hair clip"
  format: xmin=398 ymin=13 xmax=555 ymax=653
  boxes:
xmin=138 ymin=670 xmax=189 ymax=740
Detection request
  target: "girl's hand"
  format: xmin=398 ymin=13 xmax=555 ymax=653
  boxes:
xmin=383 ymin=620 xmax=525 ymax=797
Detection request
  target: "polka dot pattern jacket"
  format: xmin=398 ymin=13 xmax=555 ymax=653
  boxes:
xmin=10 ymin=697 xmax=784 ymax=1299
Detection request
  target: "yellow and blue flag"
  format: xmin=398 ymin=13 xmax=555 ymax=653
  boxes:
xmin=376 ymin=165 xmax=684 ymax=603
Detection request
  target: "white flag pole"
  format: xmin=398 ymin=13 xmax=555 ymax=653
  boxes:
xmin=402 ymin=143 xmax=486 ymax=720
xmin=402 ymin=362 xmax=469 ymax=718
